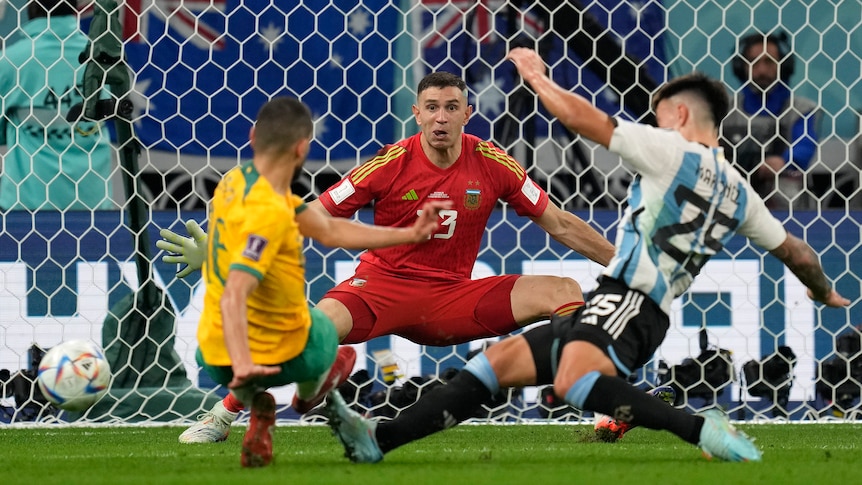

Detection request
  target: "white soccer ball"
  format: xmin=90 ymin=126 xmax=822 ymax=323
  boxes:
xmin=36 ymin=340 xmax=112 ymax=412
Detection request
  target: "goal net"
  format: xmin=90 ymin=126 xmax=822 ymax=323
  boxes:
xmin=1 ymin=0 xmax=860 ymax=425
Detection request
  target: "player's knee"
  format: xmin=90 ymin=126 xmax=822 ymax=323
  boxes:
xmin=512 ymin=275 xmax=584 ymax=322
xmin=552 ymin=361 xmax=579 ymax=398
xmin=315 ymin=298 xmax=353 ymax=340
xmin=549 ymin=276 xmax=583 ymax=308
xmin=553 ymin=371 xmax=602 ymax=407
xmin=562 ymin=276 xmax=583 ymax=298
xmin=484 ymin=337 xmax=534 ymax=388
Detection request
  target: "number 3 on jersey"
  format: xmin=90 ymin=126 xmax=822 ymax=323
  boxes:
xmin=418 ymin=208 xmax=457 ymax=239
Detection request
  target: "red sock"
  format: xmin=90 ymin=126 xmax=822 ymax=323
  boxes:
xmin=553 ymin=301 xmax=584 ymax=317
xmin=223 ymin=393 xmax=245 ymax=413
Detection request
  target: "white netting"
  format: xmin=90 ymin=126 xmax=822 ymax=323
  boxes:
xmin=0 ymin=0 xmax=859 ymax=425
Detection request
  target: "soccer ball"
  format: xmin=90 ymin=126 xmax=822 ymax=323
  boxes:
xmin=36 ymin=340 xmax=112 ymax=412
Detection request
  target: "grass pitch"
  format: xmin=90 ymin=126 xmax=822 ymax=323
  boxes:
xmin=2 ymin=423 xmax=858 ymax=485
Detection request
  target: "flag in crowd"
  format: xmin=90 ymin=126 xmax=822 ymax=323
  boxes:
xmin=412 ymin=0 xmax=667 ymax=140
xmin=123 ymin=0 xmax=400 ymax=161
xmin=65 ymin=0 xmax=667 ymax=159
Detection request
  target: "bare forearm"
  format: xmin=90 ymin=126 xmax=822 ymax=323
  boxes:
xmin=221 ymin=288 xmax=253 ymax=368
xmin=517 ymin=65 xmax=614 ymax=147
xmin=542 ymin=211 xmax=615 ymax=267
xmin=522 ymin=71 xmax=586 ymax=127
xmin=769 ymin=234 xmax=832 ymax=300
xmin=319 ymin=218 xmax=418 ymax=250
xmin=300 ymin=199 xmax=446 ymax=249
xmin=555 ymin=228 xmax=613 ymax=267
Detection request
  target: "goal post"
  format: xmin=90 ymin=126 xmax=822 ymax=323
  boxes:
xmin=0 ymin=0 xmax=860 ymax=424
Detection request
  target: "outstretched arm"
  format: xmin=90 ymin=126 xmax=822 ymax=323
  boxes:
xmin=157 ymin=200 xmax=451 ymax=277
xmin=297 ymin=199 xmax=451 ymax=250
xmin=530 ymin=203 xmax=614 ymax=267
xmin=507 ymin=47 xmax=616 ymax=148
xmin=769 ymin=233 xmax=850 ymax=307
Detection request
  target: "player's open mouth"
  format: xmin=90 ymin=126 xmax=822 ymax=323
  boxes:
xmin=432 ymin=130 xmax=448 ymax=138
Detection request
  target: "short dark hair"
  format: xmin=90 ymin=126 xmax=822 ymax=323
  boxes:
xmin=732 ymin=31 xmax=795 ymax=83
xmin=417 ymin=71 xmax=467 ymax=97
xmin=253 ymin=97 xmax=313 ymax=155
xmin=651 ymin=72 xmax=730 ymax=127
xmin=28 ymin=0 xmax=77 ymax=18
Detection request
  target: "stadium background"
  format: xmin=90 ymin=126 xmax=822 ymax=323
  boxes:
xmin=0 ymin=0 xmax=860 ymax=422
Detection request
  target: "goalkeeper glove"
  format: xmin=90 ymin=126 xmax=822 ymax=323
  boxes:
xmin=157 ymin=220 xmax=208 ymax=278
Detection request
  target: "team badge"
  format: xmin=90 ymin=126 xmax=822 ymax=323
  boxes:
xmin=242 ymin=234 xmax=268 ymax=261
xmin=348 ymin=278 xmax=367 ymax=288
xmin=464 ymin=188 xmax=481 ymax=210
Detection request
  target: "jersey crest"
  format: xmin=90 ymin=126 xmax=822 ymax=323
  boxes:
xmin=464 ymin=188 xmax=481 ymax=210
xmin=464 ymin=180 xmax=482 ymax=210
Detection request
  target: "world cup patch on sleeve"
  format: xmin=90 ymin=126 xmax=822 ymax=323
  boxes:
xmin=330 ymin=179 xmax=356 ymax=204
xmin=242 ymin=234 xmax=268 ymax=261
xmin=521 ymin=177 xmax=540 ymax=205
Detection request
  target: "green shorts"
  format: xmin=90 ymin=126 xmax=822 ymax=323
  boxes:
xmin=197 ymin=307 xmax=338 ymax=388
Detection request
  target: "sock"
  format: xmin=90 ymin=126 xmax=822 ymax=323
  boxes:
xmin=223 ymin=392 xmax=245 ymax=413
xmin=578 ymin=374 xmax=704 ymax=445
xmin=462 ymin=353 xmax=500 ymax=394
xmin=375 ymin=370 xmax=493 ymax=453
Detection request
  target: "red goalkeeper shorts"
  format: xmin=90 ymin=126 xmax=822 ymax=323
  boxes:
xmin=324 ymin=264 xmax=519 ymax=346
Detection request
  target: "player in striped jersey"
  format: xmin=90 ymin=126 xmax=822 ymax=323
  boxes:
xmin=166 ymin=71 xmax=616 ymax=443
xmin=325 ymin=50 xmax=850 ymax=464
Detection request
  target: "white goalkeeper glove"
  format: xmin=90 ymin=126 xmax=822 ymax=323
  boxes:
xmin=157 ymin=220 xmax=208 ymax=278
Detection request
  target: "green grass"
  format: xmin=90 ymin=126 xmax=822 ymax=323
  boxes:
xmin=2 ymin=423 xmax=859 ymax=485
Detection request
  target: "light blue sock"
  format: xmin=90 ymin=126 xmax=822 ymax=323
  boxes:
xmin=463 ymin=353 xmax=500 ymax=395
xmin=563 ymin=370 xmax=601 ymax=408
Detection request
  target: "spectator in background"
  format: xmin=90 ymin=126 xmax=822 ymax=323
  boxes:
xmin=0 ymin=0 xmax=113 ymax=211
xmin=721 ymin=30 xmax=818 ymax=210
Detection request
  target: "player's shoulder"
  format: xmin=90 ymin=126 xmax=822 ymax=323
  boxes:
xmin=472 ymin=133 xmax=517 ymax=165
xmin=223 ymin=162 xmax=255 ymax=187
xmin=466 ymin=133 xmax=502 ymax=155
xmin=377 ymin=138 xmax=411 ymax=159
xmin=221 ymin=163 xmax=281 ymax=204
xmin=242 ymin=187 xmax=294 ymax=228
xmin=348 ymin=138 xmax=411 ymax=184
xmin=362 ymin=137 xmax=412 ymax=166
xmin=470 ymin=135 xmax=525 ymax=172
xmin=615 ymin=118 xmax=669 ymax=138
xmin=617 ymin=119 xmax=688 ymax=152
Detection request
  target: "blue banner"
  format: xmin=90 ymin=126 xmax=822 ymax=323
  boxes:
xmin=0 ymin=209 xmax=858 ymax=414
xmin=1 ymin=210 xmax=857 ymax=351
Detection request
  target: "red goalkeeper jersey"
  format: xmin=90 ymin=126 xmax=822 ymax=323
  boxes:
xmin=318 ymin=133 xmax=550 ymax=279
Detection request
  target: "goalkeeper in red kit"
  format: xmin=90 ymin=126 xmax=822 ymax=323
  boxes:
xmin=160 ymin=71 xmax=615 ymax=444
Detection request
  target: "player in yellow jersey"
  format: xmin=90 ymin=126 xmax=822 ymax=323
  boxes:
xmin=186 ymin=96 xmax=448 ymax=468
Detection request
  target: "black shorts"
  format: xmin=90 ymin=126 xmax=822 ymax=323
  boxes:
xmin=521 ymin=310 xmax=584 ymax=385
xmin=564 ymin=276 xmax=670 ymax=377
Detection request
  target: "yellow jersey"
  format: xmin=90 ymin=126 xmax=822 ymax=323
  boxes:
xmin=198 ymin=161 xmax=311 ymax=366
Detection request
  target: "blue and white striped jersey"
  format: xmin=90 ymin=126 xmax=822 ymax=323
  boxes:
xmin=604 ymin=119 xmax=787 ymax=314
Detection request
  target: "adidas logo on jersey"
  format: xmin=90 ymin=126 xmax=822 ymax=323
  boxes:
xmin=402 ymin=189 xmax=419 ymax=200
